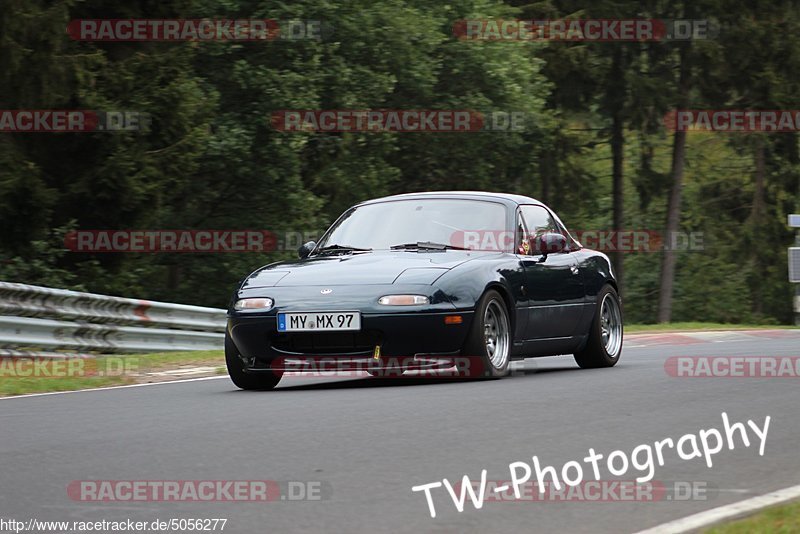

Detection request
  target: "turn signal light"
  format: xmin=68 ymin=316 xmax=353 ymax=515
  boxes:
xmin=378 ymin=295 xmax=429 ymax=306
xmin=234 ymin=297 xmax=274 ymax=311
xmin=444 ymin=315 xmax=463 ymax=325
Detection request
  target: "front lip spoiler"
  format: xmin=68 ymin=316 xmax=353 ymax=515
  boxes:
xmin=244 ymin=352 xmax=461 ymax=373
xmin=270 ymin=348 xmax=374 ymax=357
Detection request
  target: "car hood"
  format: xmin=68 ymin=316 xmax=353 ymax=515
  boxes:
xmin=242 ymin=251 xmax=481 ymax=288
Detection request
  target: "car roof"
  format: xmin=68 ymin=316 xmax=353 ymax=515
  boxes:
xmin=356 ymin=191 xmax=542 ymax=207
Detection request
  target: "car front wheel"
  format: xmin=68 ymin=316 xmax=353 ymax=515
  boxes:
xmin=225 ymin=333 xmax=282 ymax=390
xmin=463 ymin=289 xmax=511 ymax=378
xmin=574 ymin=284 xmax=623 ymax=369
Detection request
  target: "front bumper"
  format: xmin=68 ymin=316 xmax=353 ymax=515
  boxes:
xmin=227 ymin=310 xmax=473 ymax=366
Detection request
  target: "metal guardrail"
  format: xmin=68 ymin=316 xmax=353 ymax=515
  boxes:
xmin=0 ymin=282 xmax=227 ymax=356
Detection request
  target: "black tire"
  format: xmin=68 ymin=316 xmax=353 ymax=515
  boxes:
xmin=462 ymin=289 xmax=511 ymax=378
xmin=225 ymin=333 xmax=282 ymax=390
xmin=574 ymin=284 xmax=623 ymax=369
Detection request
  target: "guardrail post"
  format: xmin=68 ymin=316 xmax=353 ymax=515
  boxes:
xmin=790 ymin=215 xmax=800 ymax=325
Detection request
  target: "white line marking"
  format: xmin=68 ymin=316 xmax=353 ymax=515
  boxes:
xmin=145 ymin=366 xmax=219 ymax=377
xmin=633 ymin=483 xmax=800 ymax=534
xmin=493 ymin=485 xmax=509 ymax=493
xmin=0 ymin=376 xmax=228 ymax=401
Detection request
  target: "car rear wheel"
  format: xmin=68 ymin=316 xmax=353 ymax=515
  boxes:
xmin=574 ymin=284 xmax=623 ymax=369
xmin=225 ymin=333 xmax=282 ymax=390
xmin=463 ymin=289 xmax=511 ymax=378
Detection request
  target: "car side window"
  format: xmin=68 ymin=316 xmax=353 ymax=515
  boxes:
xmin=515 ymin=210 xmax=529 ymax=254
xmin=520 ymin=205 xmax=558 ymax=236
xmin=519 ymin=205 xmax=579 ymax=255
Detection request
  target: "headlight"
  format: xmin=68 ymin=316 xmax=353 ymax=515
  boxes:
xmin=377 ymin=295 xmax=429 ymax=306
xmin=234 ymin=297 xmax=274 ymax=311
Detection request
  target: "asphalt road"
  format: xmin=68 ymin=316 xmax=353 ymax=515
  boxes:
xmin=1 ymin=330 xmax=799 ymax=533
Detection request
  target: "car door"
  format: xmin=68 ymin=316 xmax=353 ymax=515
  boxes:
xmin=517 ymin=205 xmax=585 ymax=340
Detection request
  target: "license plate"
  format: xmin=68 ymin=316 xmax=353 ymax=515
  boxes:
xmin=277 ymin=312 xmax=361 ymax=332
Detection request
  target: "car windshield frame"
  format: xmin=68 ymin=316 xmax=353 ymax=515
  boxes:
xmin=313 ymin=198 xmax=511 ymax=254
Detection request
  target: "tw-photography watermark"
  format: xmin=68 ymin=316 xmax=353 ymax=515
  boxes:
xmin=412 ymin=412 xmax=769 ymax=518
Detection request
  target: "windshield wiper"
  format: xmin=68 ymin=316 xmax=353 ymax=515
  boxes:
xmin=316 ymin=244 xmax=372 ymax=255
xmin=390 ymin=241 xmax=467 ymax=251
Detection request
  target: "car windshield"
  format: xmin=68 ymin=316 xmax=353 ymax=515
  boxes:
xmin=315 ymin=198 xmax=508 ymax=252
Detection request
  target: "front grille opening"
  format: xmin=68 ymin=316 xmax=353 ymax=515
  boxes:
xmin=271 ymin=330 xmax=382 ymax=355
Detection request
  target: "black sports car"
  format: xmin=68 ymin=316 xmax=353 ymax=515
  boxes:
xmin=225 ymin=191 xmax=622 ymax=389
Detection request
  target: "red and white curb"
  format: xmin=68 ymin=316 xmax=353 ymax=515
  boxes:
xmin=625 ymin=329 xmax=800 ymax=348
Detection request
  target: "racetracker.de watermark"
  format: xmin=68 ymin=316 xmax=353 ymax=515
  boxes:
xmin=271 ymin=110 xmax=532 ymax=132
xmin=63 ymin=229 xmax=705 ymax=254
xmin=0 ymin=357 xmax=136 ymax=378
xmin=272 ymin=356 xmax=499 ymax=379
xmin=664 ymin=110 xmax=800 ymax=132
xmin=449 ymin=230 xmax=704 ymax=253
xmin=64 ymin=230 xmax=277 ymax=253
xmin=665 ymin=356 xmax=800 ymax=378
xmin=459 ymin=480 xmax=712 ymax=502
xmin=0 ymin=110 xmax=148 ymax=132
xmin=67 ymin=480 xmax=330 ymax=502
xmin=67 ymin=19 xmax=327 ymax=41
xmin=452 ymin=19 xmax=718 ymax=41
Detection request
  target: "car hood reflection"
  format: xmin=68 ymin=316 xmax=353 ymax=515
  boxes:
xmin=243 ymin=250 xmax=484 ymax=288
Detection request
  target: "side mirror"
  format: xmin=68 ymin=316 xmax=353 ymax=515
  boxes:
xmin=298 ymin=241 xmax=317 ymax=259
xmin=531 ymin=232 xmax=567 ymax=255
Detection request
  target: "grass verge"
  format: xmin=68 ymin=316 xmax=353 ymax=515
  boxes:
xmin=0 ymin=350 xmax=224 ymax=397
xmin=626 ymin=322 xmax=797 ymax=334
xmin=704 ymin=500 xmax=800 ymax=533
